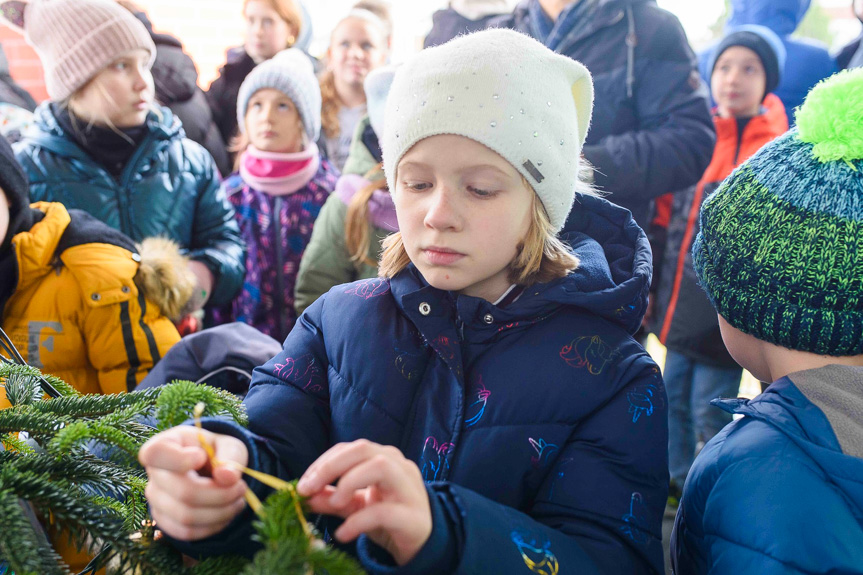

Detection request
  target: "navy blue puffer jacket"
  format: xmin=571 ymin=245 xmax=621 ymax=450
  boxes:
xmin=14 ymin=104 xmax=244 ymax=306
xmin=490 ymin=0 xmax=715 ymax=231
xmin=175 ymin=194 xmax=669 ymax=574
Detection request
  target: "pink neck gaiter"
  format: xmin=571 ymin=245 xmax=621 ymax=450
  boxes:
xmin=239 ymin=143 xmax=321 ymax=196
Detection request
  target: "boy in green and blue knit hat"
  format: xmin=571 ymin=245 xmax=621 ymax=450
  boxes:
xmin=671 ymin=69 xmax=863 ymax=573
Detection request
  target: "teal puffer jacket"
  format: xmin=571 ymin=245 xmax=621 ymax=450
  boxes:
xmin=14 ymin=103 xmax=244 ymax=306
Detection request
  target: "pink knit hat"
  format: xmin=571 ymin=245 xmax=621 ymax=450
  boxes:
xmin=0 ymin=0 xmax=156 ymax=101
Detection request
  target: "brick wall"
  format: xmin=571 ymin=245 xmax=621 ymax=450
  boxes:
xmin=1 ymin=0 xmax=246 ymax=105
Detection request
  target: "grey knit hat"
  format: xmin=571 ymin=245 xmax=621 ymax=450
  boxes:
xmin=236 ymin=48 xmax=321 ymax=142
xmin=0 ymin=0 xmax=156 ymax=101
xmin=383 ymin=29 xmax=594 ymax=232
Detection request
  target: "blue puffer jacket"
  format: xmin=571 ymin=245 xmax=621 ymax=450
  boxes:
xmin=490 ymin=0 xmax=715 ymax=231
xmin=672 ymin=374 xmax=863 ymax=574
xmin=13 ymin=103 xmax=245 ymax=306
xmin=172 ymin=194 xmax=669 ymax=574
xmin=698 ymin=0 xmax=837 ymax=126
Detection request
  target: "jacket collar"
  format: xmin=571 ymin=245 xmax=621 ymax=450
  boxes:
xmin=387 ymin=192 xmax=651 ymax=347
xmin=27 ymin=102 xmax=182 ymax=163
xmin=514 ymin=0 xmax=637 ymax=52
xmin=712 ymin=376 xmax=863 ymax=518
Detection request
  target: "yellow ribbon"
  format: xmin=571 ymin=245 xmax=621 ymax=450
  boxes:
xmin=193 ymin=403 xmax=311 ymax=538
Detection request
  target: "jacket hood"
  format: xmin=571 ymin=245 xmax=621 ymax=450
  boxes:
xmin=713 ymin=376 xmax=863 ymax=515
xmin=727 ymin=0 xmax=810 ymax=37
xmin=390 ymin=193 xmax=652 ymax=336
xmin=28 ymin=102 xmax=183 ymax=162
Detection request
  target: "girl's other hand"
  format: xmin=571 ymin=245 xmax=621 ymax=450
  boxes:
xmin=297 ymin=440 xmax=432 ymax=566
xmin=139 ymin=426 xmax=249 ymax=541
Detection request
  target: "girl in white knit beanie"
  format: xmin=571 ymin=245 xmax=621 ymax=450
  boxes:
xmin=1 ymin=0 xmax=245 ymax=318
xmin=141 ymin=29 xmax=669 ymax=575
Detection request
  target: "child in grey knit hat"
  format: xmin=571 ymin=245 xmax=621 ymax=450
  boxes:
xmin=211 ymin=49 xmax=339 ymax=342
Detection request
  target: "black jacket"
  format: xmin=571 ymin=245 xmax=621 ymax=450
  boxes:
xmin=205 ymin=47 xmax=257 ymax=149
xmin=133 ymin=12 xmax=231 ymax=177
xmin=490 ymin=0 xmax=715 ymax=231
xmin=424 ymin=9 xmax=507 ymax=48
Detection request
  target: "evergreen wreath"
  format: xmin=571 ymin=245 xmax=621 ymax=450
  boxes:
xmin=0 ymin=327 xmax=364 ymax=575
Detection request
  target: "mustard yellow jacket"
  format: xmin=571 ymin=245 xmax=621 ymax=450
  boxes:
xmin=1 ymin=203 xmax=181 ymax=406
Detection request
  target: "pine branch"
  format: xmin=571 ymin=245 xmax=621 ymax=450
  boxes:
xmin=0 ymin=489 xmax=68 ymax=575
xmin=1 ymin=432 xmax=36 ymax=455
xmin=49 ymin=421 xmax=144 ymax=459
xmin=0 ymin=452 xmax=142 ymax=500
xmin=0 ymin=409 xmax=68 ymax=439
xmin=0 ymin=363 xmax=79 ymax=399
xmin=26 ymin=389 xmax=160 ymax=419
xmin=156 ymin=381 xmax=247 ymax=430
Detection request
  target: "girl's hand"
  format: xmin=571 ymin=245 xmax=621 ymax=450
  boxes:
xmin=139 ymin=426 xmax=249 ymax=541
xmin=297 ymin=440 xmax=432 ymax=566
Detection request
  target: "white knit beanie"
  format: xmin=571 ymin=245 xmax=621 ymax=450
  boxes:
xmin=236 ymin=48 xmax=322 ymax=142
xmin=0 ymin=0 xmax=156 ymax=101
xmin=383 ymin=29 xmax=594 ymax=232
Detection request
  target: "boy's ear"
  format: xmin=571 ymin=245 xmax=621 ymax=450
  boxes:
xmin=0 ymin=1 xmax=27 ymax=33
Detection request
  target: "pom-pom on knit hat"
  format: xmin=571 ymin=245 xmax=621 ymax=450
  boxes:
xmin=382 ymin=28 xmax=594 ymax=233
xmin=692 ymin=68 xmax=863 ymax=357
xmin=236 ymin=48 xmax=322 ymax=142
xmin=0 ymin=0 xmax=155 ymax=102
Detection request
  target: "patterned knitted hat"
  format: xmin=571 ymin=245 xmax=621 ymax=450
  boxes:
xmin=692 ymin=68 xmax=863 ymax=357
xmin=382 ymin=29 xmax=593 ymax=232
xmin=0 ymin=0 xmax=156 ymax=101
xmin=237 ymin=48 xmax=321 ymax=142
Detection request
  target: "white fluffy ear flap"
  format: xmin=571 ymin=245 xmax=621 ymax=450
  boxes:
xmin=0 ymin=1 xmax=28 ymax=33
xmin=569 ymin=64 xmax=595 ymax=148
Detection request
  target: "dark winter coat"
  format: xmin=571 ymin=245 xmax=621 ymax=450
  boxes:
xmin=698 ymin=0 xmax=838 ymax=126
xmin=132 ymin=11 xmax=231 ymax=177
xmin=211 ymin=161 xmax=339 ymax=342
xmin=672 ymin=367 xmax=863 ymax=574
xmin=14 ymin=104 xmax=245 ymax=306
xmin=170 ymin=194 xmax=670 ymax=574
xmin=0 ymin=44 xmax=36 ymax=112
xmin=836 ymin=32 xmax=863 ymax=70
xmin=489 ymin=0 xmax=715 ymax=231
xmin=424 ymin=9 xmax=508 ymax=48
xmin=653 ymin=94 xmax=788 ymax=367
xmin=206 ymin=47 xmax=257 ymax=147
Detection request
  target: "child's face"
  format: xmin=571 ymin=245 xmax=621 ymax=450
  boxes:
xmin=711 ymin=46 xmax=766 ymax=118
xmin=393 ymin=134 xmax=533 ymax=302
xmin=71 ymin=49 xmax=154 ymax=128
xmin=244 ymin=0 xmax=297 ymax=63
xmin=327 ymin=18 xmax=387 ymax=90
xmin=0 ymin=188 xmax=8 ymax=246
xmin=245 ymin=88 xmax=304 ymax=153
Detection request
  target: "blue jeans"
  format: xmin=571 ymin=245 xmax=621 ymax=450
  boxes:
xmin=665 ymin=350 xmax=742 ymax=485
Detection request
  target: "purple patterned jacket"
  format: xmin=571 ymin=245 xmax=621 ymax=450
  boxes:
xmin=212 ymin=161 xmax=339 ymax=341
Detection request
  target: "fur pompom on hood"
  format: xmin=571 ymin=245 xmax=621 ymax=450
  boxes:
xmin=133 ymin=237 xmax=196 ymax=321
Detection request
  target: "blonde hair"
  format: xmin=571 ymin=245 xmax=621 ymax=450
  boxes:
xmin=65 ymin=72 xmax=161 ymax=144
xmin=242 ymin=0 xmax=303 ymax=45
xmin=379 ymin=177 xmax=589 ymax=286
xmin=345 ymin=164 xmax=387 ymax=267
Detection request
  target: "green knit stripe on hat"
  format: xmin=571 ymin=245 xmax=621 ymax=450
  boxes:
xmin=693 ymin=165 xmax=863 ymax=356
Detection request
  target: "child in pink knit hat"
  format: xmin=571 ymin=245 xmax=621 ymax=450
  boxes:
xmin=0 ymin=0 xmax=245 ymax=318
